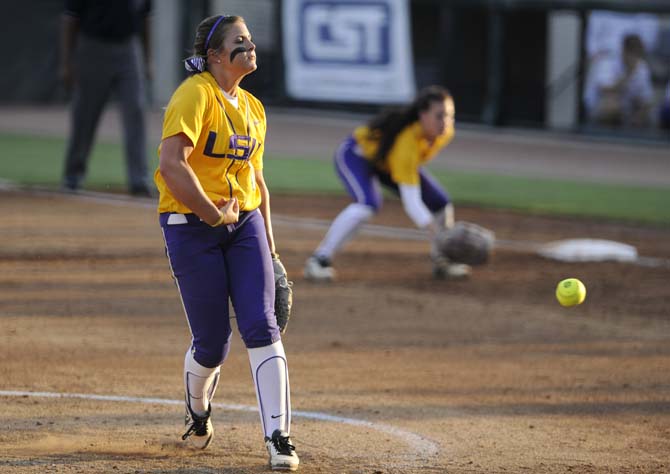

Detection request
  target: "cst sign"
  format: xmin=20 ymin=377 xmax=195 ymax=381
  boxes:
xmin=282 ymin=0 xmax=415 ymax=103
xmin=299 ymin=2 xmax=390 ymax=65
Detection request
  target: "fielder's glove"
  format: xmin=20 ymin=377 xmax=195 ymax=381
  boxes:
xmin=436 ymin=221 xmax=495 ymax=266
xmin=272 ymin=255 xmax=293 ymax=334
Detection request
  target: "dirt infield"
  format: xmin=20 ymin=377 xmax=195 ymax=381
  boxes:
xmin=1 ymin=188 xmax=670 ymax=473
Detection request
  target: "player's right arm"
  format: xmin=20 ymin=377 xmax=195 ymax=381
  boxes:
xmin=398 ymin=184 xmax=436 ymax=234
xmin=159 ymin=133 xmax=238 ymax=226
xmin=387 ymin=127 xmax=436 ymax=234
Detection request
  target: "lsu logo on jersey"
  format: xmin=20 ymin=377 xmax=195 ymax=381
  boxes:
xmin=300 ymin=1 xmax=390 ymax=65
xmin=204 ymin=131 xmax=260 ymax=161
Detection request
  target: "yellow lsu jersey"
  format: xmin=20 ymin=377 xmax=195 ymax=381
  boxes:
xmin=352 ymin=122 xmax=454 ymax=186
xmin=154 ymin=72 xmax=266 ymax=213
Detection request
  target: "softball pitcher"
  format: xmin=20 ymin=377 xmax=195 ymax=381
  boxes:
xmin=155 ymin=15 xmax=298 ymax=471
xmin=304 ymin=86 xmax=469 ymax=282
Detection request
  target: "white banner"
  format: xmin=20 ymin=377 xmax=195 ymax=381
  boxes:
xmin=282 ymin=0 xmax=415 ymax=103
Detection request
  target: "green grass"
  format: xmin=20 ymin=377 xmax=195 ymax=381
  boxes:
xmin=1 ymin=132 xmax=669 ymax=226
xmin=431 ymin=171 xmax=670 ymax=225
xmin=0 ymin=133 xmax=159 ymax=190
xmin=263 ymin=156 xmax=670 ymax=226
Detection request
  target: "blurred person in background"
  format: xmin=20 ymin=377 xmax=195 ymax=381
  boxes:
xmin=660 ymin=81 xmax=670 ymax=131
xmin=586 ymin=10 xmax=659 ymax=62
xmin=155 ymin=14 xmax=299 ymax=471
xmin=304 ymin=85 xmax=470 ymax=282
xmin=583 ymin=33 xmax=655 ymax=128
xmin=60 ymin=0 xmax=153 ymax=196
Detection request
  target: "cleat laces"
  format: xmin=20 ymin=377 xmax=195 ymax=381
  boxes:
xmin=182 ymin=411 xmax=210 ymax=440
xmin=270 ymin=433 xmax=296 ymax=456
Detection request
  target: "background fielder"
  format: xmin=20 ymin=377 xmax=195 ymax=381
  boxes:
xmin=304 ymin=85 xmax=470 ymax=282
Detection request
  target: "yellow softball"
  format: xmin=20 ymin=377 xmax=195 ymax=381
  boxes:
xmin=555 ymin=278 xmax=586 ymax=307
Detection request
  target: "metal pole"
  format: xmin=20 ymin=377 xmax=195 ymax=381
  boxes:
xmin=482 ymin=3 xmax=504 ymax=126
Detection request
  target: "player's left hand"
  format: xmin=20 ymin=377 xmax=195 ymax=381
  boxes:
xmin=272 ymin=255 xmax=293 ymax=334
xmin=212 ymin=197 xmax=239 ymax=226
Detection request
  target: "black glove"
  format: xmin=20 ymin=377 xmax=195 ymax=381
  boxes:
xmin=272 ymin=255 xmax=293 ymax=334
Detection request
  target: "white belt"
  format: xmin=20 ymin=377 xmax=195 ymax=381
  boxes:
xmin=167 ymin=210 xmax=254 ymax=227
xmin=166 ymin=213 xmax=188 ymax=225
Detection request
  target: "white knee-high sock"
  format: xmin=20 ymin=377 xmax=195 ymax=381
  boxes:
xmin=184 ymin=349 xmax=220 ymax=416
xmin=315 ymin=203 xmax=374 ymax=259
xmin=248 ymin=340 xmax=291 ymax=437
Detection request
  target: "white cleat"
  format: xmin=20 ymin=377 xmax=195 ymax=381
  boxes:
xmin=265 ymin=429 xmax=299 ymax=471
xmin=433 ymin=257 xmax=471 ymax=280
xmin=304 ymin=256 xmax=335 ymax=282
xmin=182 ymin=404 xmax=213 ymax=449
xmin=445 ymin=263 xmax=472 ymax=279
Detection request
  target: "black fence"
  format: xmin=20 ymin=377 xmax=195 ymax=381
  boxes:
xmin=2 ymin=0 xmax=669 ymax=138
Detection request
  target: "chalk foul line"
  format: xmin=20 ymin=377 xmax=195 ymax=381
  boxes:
xmin=0 ymin=389 xmax=439 ymax=461
xmin=4 ymin=184 xmax=667 ymax=268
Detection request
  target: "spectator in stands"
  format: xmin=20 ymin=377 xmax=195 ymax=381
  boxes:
xmin=585 ymin=10 xmax=659 ymax=62
xmin=583 ymin=33 xmax=654 ymax=128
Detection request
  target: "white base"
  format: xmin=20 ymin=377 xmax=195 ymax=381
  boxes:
xmin=538 ymin=238 xmax=638 ymax=263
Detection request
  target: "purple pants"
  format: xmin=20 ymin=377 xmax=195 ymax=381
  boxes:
xmin=160 ymin=210 xmax=280 ymax=368
xmin=334 ymin=136 xmax=450 ymax=211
